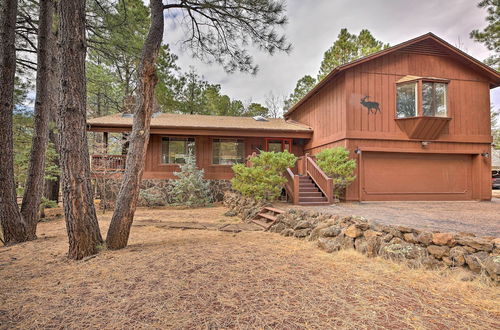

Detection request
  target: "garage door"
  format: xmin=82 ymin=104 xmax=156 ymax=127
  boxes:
xmin=361 ymin=152 xmax=472 ymax=201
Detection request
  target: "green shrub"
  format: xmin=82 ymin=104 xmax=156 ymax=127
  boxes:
xmin=231 ymin=150 xmax=297 ymax=201
xmin=139 ymin=187 xmax=167 ymax=207
xmin=315 ymin=147 xmax=357 ymax=198
xmin=171 ymin=152 xmax=212 ymax=207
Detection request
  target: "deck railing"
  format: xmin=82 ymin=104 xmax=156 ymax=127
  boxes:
xmin=304 ymin=154 xmax=334 ymax=203
xmin=91 ymin=154 xmax=127 ymax=172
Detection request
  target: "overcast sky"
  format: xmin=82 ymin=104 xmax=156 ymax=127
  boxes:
xmin=163 ymin=0 xmax=499 ymax=108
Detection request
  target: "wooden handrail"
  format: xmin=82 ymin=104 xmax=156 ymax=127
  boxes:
xmin=305 ymin=155 xmax=334 ymax=204
xmin=284 ymin=167 xmax=300 ymax=205
xmin=91 ymin=154 xmax=127 ymax=172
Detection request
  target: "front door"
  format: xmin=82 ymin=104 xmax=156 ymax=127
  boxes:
xmin=265 ymin=138 xmax=292 ymax=152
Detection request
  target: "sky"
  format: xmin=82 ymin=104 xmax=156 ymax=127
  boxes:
xmin=162 ymin=0 xmax=499 ymax=109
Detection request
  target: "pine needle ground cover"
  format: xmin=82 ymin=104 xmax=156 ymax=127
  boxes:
xmin=1 ymin=206 xmax=499 ymax=329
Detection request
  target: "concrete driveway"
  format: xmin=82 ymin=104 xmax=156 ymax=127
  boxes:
xmin=289 ymin=197 xmax=500 ymax=237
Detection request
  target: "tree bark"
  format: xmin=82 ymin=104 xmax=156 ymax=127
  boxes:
xmin=106 ymin=0 xmax=164 ymax=250
xmin=0 ymin=0 xmax=29 ymax=244
xmin=20 ymin=0 xmax=54 ymax=239
xmin=58 ymin=0 xmax=103 ymax=259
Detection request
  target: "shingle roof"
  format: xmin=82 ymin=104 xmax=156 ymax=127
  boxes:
xmin=87 ymin=113 xmax=313 ymax=133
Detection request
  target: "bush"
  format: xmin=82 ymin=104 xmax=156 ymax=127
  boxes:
xmin=171 ymin=152 xmax=212 ymax=207
xmin=315 ymin=147 xmax=356 ymax=198
xmin=139 ymin=187 xmax=167 ymax=207
xmin=231 ymin=150 xmax=297 ymax=201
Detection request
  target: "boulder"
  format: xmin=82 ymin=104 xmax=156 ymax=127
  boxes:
xmin=456 ymin=236 xmax=493 ymax=252
xmin=320 ymin=226 xmax=342 ymax=238
xmin=427 ymin=245 xmax=450 ymax=259
xmin=364 ymin=229 xmax=383 ymax=239
xmin=294 ymin=228 xmax=312 ymax=238
xmin=381 ymin=243 xmax=426 ymax=261
xmin=365 ymin=237 xmax=381 ymax=258
xmin=354 ymin=237 xmax=367 ymax=254
xmin=483 ymin=256 xmax=500 ymax=282
xmin=417 ymin=231 xmax=433 ymax=245
xmin=492 ymin=238 xmax=500 ymax=254
xmin=269 ymin=222 xmax=286 ymax=233
xmin=420 ymin=255 xmax=442 ymax=270
xmin=294 ymin=220 xmax=314 ymax=230
xmin=344 ymin=225 xmax=363 ymax=238
xmin=318 ymin=237 xmax=341 ymax=253
xmin=382 ymin=234 xmax=393 ymax=243
xmin=432 ymin=233 xmax=455 ymax=246
xmin=449 ymin=246 xmax=467 ymax=266
xmin=396 ymin=225 xmax=414 ymax=233
xmin=403 ymin=232 xmax=418 ymax=244
xmin=280 ymin=228 xmax=294 ymax=237
xmin=464 ymin=251 xmax=489 ymax=273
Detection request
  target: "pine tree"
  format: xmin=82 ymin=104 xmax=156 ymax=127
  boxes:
xmin=171 ymin=151 xmax=211 ymax=207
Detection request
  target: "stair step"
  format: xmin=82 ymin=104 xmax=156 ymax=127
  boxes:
xmin=299 ymin=196 xmax=328 ymax=203
xmin=263 ymin=206 xmax=285 ymax=214
xmin=299 ymin=188 xmax=320 ymax=192
xmin=299 ymin=192 xmax=323 ymax=197
xmin=258 ymin=213 xmax=277 ymax=221
xmin=299 ymin=201 xmax=331 ymax=206
xmin=299 ymin=183 xmax=316 ymax=188
xmin=252 ymin=219 xmax=273 ymax=229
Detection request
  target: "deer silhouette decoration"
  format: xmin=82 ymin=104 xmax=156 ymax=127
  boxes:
xmin=360 ymin=96 xmax=381 ymax=114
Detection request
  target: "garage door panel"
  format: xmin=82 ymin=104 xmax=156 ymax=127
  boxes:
xmin=362 ymin=152 xmax=472 ymax=201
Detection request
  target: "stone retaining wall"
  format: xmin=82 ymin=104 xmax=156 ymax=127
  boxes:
xmin=97 ymin=179 xmax=232 ymax=208
xmin=223 ymin=192 xmax=500 ymax=282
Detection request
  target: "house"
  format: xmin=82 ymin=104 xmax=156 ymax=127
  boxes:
xmin=88 ymin=33 xmax=500 ymax=203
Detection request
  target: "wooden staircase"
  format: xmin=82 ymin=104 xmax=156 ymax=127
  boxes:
xmin=297 ymin=175 xmax=330 ymax=205
xmin=252 ymin=206 xmax=285 ymax=230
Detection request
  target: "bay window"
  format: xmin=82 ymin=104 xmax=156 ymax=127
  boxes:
xmin=212 ymin=138 xmax=245 ymax=165
xmin=396 ymin=78 xmax=448 ymax=118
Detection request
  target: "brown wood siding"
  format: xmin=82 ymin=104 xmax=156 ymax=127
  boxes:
xmin=142 ymin=134 xmax=304 ymax=180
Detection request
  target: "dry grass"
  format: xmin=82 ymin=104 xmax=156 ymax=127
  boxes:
xmin=1 ymin=206 xmax=499 ymax=329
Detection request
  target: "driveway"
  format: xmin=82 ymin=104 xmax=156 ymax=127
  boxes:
xmin=289 ymin=197 xmax=500 ymax=237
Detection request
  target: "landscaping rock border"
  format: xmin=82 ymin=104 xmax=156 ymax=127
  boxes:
xmin=223 ymin=192 xmax=500 ymax=282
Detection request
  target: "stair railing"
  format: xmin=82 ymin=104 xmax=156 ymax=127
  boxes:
xmin=284 ymin=167 xmax=300 ymax=205
xmin=304 ymin=153 xmax=334 ymax=204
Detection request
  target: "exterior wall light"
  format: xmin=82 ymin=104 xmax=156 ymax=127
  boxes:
xmin=481 ymin=152 xmax=490 ymax=158
xmin=354 ymin=148 xmax=362 ymax=154
xmin=421 ymin=141 xmax=431 ymax=147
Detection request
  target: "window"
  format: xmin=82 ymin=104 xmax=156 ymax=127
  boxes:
xmin=161 ymin=137 xmax=195 ymax=164
xmin=423 ymin=82 xmax=447 ymax=117
xmin=396 ymin=79 xmax=449 ymax=118
xmin=212 ymin=139 xmax=245 ymax=165
xmin=396 ymin=82 xmax=417 ymax=118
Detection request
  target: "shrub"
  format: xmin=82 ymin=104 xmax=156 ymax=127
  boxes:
xmin=231 ymin=150 xmax=297 ymax=201
xmin=315 ymin=147 xmax=356 ymax=198
xmin=139 ymin=187 xmax=167 ymax=207
xmin=171 ymin=152 xmax=212 ymax=207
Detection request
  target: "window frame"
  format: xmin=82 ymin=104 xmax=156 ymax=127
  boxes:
xmin=211 ymin=138 xmax=246 ymax=166
xmin=395 ymin=78 xmax=450 ymax=119
xmin=160 ymin=136 xmax=196 ymax=165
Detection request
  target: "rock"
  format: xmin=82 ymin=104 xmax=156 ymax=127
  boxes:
xmin=464 ymin=251 xmax=489 ymax=273
xmin=319 ymin=226 xmax=341 ymax=238
xmin=432 ymin=233 xmax=455 ymax=246
xmin=354 ymin=237 xmax=367 ymax=254
xmin=269 ymin=222 xmax=286 ymax=233
xmin=318 ymin=237 xmax=340 ymax=253
xmin=427 ymin=245 xmax=450 ymax=259
xmin=390 ymin=237 xmax=404 ymax=245
xmin=483 ymin=256 xmax=500 ymax=282
xmin=365 ymin=237 xmax=381 ymax=258
xmin=344 ymin=225 xmax=363 ymax=238
xmin=396 ymin=225 xmax=414 ymax=233
xmin=280 ymin=228 xmax=294 ymax=237
xmin=420 ymin=255 xmax=442 ymax=270
xmin=449 ymin=246 xmax=467 ymax=266
xmin=403 ymin=232 xmax=418 ymax=244
xmin=364 ymin=229 xmax=383 ymax=239
xmin=387 ymin=227 xmax=403 ymax=238
xmin=382 ymin=234 xmax=393 ymax=242
xmin=442 ymin=256 xmax=453 ymax=266
xmin=456 ymin=236 xmax=493 ymax=252
xmin=294 ymin=220 xmax=314 ymax=230
xmin=381 ymin=243 xmax=426 ymax=261
xmin=223 ymin=210 xmax=238 ymax=217
xmin=493 ymin=238 xmax=500 ymax=254
xmin=294 ymin=228 xmax=312 ymax=238
xmin=417 ymin=231 xmax=433 ymax=245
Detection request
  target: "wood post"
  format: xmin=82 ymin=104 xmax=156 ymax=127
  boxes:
xmin=293 ymin=174 xmax=300 ymax=205
xmin=103 ymin=132 xmax=108 ymax=153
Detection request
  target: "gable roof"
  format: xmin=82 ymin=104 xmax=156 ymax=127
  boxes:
xmin=87 ymin=113 xmax=313 ymax=134
xmin=285 ymin=32 xmax=500 ymax=117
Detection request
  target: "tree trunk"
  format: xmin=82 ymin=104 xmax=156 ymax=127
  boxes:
xmin=58 ymin=0 xmax=103 ymax=259
xmin=0 ymin=0 xmax=29 ymax=244
xmin=106 ymin=0 xmax=164 ymax=250
xmin=20 ymin=0 xmax=54 ymax=239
